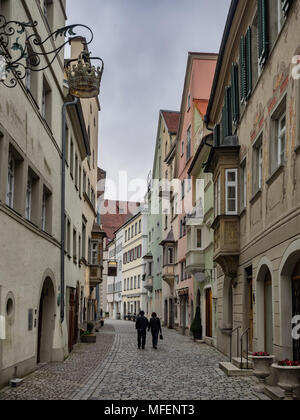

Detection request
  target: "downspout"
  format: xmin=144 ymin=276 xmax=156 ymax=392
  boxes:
xmin=61 ymin=97 xmax=79 ymax=323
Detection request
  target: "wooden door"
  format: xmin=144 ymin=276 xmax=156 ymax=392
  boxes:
xmin=206 ymin=288 xmax=213 ymax=338
xmin=292 ymin=261 xmax=300 ymax=362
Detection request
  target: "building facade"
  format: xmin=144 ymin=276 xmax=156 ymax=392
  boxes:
xmin=106 ymin=229 xmax=123 ymax=319
xmin=204 ymin=0 xmax=300 ymax=373
xmin=174 ymin=53 xmax=217 ymax=335
xmin=122 ymin=211 xmax=148 ymax=317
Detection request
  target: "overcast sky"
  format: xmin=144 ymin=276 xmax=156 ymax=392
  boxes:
xmin=67 ymin=0 xmax=231 ymax=201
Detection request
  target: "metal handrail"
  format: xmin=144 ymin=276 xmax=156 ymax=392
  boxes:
xmin=229 ymin=326 xmax=241 ymax=362
xmin=240 ymin=328 xmax=250 ymax=370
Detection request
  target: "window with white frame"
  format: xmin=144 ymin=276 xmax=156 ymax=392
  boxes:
xmin=25 ymin=174 xmax=33 ymax=220
xmin=277 ymin=113 xmax=286 ymax=167
xmin=91 ymin=242 xmax=98 ymax=265
xmin=225 ymin=169 xmax=238 ymax=215
xmin=6 ymin=152 xmax=15 ymax=208
xmin=270 ymin=98 xmax=287 ymax=174
xmin=241 ymin=161 xmax=247 ymax=210
xmin=167 ymin=247 xmax=174 ymax=264
xmin=196 ymin=228 xmax=202 ymax=249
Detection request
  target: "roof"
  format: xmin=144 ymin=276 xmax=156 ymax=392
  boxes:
xmin=160 ymin=229 xmax=175 ymax=246
xmin=161 ymin=110 xmax=180 ymax=134
xmin=100 ymin=200 xmax=140 ymax=241
xmin=193 ymin=99 xmax=209 ymax=118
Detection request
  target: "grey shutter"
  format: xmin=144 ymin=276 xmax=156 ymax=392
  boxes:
xmin=225 ymin=86 xmax=232 ymax=136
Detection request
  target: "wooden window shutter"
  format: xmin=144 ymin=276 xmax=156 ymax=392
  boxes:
xmin=239 ymin=36 xmax=247 ymax=102
xmin=258 ymin=0 xmax=268 ymax=66
xmin=222 ymin=105 xmax=227 ymax=139
xmin=246 ymin=27 xmax=253 ymax=99
xmin=213 ymin=124 xmax=221 ymax=147
xmin=282 ymin=0 xmax=294 ymax=15
xmin=231 ymin=63 xmax=240 ymax=124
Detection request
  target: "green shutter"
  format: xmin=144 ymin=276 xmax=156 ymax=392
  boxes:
xmin=239 ymin=36 xmax=246 ymax=102
xmin=258 ymin=0 xmax=268 ymax=66
xmin=213 ymin=124 xmax=220 ymax=147
xmin=246 ymin=27 xmax=252 ymax=99
xmin=225 ymin=86 xmax=232 ymax=136
xmin=231 ymin=63 xmax=240 ymax=124
xmin=282 ymin=0 xmax=294 ymax=15
xmin=222 ymin=105 xmax=227 ymax=139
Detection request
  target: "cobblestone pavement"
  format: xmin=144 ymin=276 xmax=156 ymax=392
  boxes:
xmin=0 ymin=320 xmax=259 ymax=400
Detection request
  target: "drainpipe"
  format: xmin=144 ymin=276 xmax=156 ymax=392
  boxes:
xmin=61 ymin=97 xmax=79 ymax=323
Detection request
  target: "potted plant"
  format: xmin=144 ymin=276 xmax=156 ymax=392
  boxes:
xmin=249 ymin=352 xmax=275 ymax=393
xmin=80 ymin=322 xmax=97 ymax=343
xmin=190 ymin=307 xmax=203 ymax=341
xmin=272 ymin=360 xmax=300 ymax=400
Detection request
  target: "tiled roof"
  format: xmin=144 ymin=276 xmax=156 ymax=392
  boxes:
xmin=101 ymin=200 xmax=140 ymax=241
xmin=161 ymin=111 xmax=180 ymax=134
xmin=193 ymin=99 xmax=209 ymax=118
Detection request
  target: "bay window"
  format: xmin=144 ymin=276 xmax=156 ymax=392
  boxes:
xmin=225 ymin=169 xmax=238 ymax=215
xmin=214 ymin=174 xmax=221 ymax=218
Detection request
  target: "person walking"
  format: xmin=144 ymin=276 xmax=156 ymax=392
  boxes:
xmin=135 ymin=310 xmax=149 ymax=350
xmin=148 ymin=312 xmax=162 ymax=350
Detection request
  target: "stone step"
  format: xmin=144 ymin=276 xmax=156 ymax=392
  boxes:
xmin=232 ymin=357 xmax=253 ymax=370
xmin=264 ymin=385 xmax=285 ymax=401
xmin=219 ymin=362 xmax=254 ymax=377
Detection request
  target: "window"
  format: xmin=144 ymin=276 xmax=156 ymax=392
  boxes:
xmin=138 ymin=275 xmax=141 ymax=289
xmin=181 ymin=140 xmax=184 ymax=156
xmin=225 ymin=169 xmax=238 ymax=215
xmin=70 ymin=139 xmax=74 ymax=177
xmin=6 ymin=152 xmax=15 ymax=208
xmin=168 ymin=247 xmax=174 ymax=264
xmin=181 ymin=180 xmax=185 ymax=200
xmin=79 ymin=165 xmax=82 ymax=196
xmin=75 ymin=153 xmax=78 ymax=188
xmin=124 ymin=280 xmax=127 ymax=291
xmin=135 ymin=223 xmax=137 ymax=236
xmin=134 ymin=276 xmax=137 ymax=289
xmin=73 ymin=229 xmax=77 ymax=261
xmin=78 ymin=235 xmax=81 ymax=264
xmin=125 ymin=231 xmax=127 ymax=242
xmin=186 ymin=126 xmax=191 ymax=161
xmin=83 ymin=170 xmax=86 ymax=194
xmin=82 ymin=221 xmax=86 ymax=260
xmin=91 ymin=242 xmax=98 ymax=265
xmin=67 ymin=219 xmax=71 ymax=256
xmin=130 ymin=277 xmax=133 ymax=290
xmin=139 ymin=220 xmax=141 ymax=233
xmin=25 ymin=174 xmax=33 ymax=221
xmin=270 ymin=99 xmax=287 ymax=174
xmin=42 ymin=77 xmax=52 ymax=128
xmin=241 ymin=162 xmax=247 ymax=210
xmin=196 ymin=229 xmax=202 ymax=249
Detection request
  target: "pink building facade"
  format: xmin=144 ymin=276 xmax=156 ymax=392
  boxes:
xmin=175 ymin=53 xmax=217 ymax=334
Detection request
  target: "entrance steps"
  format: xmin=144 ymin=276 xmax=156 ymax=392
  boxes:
xmin=232 ymin=357 xmax=253 ymax=370
xmin=219 ymin=361 xmax=254 ymax=377
xmin=264 ymin=386 xmax=285 ymax=400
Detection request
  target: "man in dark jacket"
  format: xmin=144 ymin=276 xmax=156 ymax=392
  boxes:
xmin=135 ymin=311 xmax=149 ymax=349
xmin=148 ymin=312 xmax=162 ymax=349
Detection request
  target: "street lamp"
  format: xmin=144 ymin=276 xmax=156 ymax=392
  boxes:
xmin=0 ymin=14 xmax=104 ymax=323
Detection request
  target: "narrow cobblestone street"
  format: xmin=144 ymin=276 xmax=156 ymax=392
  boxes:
xmin=0 ymin=321 xmax=260 ymax=400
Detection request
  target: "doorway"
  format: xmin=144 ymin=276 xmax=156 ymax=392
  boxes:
xmin=292 ymin=261 xmax=300 ymax=361
xmin=205 ymin=288 xmax=212 ymax=338
xmin=264 ymin=272 xmax=273 ymax=354
xmin=37 ymin=277 xmax=55 ymax=364
xmin=164 ymin=300 xmax=168 ymax=327
xmin=246 ymin=267 xmax=254 ymax=352
xmin=169 ymin=298 xmax=174 ymax=329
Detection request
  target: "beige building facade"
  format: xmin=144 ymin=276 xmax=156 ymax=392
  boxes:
xmin=204 ymin=0 xmax=300 ymax=374
xmin=0 ymin=0 xmax=103 ymax=387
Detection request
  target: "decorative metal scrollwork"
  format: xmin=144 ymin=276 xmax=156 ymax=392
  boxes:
xmin=0 ymin=14 xmax=94 ymax=88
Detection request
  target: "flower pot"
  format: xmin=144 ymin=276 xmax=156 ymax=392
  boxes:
xmin=249 ymin=355 xmax=275 ymax=393
xmin=80 ymin=334 xmax=97 ymax=343
xmin=272 ymin=363 xmax=300 ymax=400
